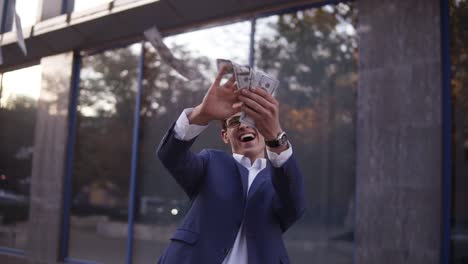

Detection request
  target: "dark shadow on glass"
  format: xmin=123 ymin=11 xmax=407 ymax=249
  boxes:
xmin=450 ymin=1 xmax=468 ymax=263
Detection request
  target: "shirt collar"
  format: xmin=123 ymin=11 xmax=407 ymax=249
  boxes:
xmin=232 ymin=153 xmax=267 ymax=170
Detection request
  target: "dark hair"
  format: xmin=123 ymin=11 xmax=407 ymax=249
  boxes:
xmin=220 ymin=119 xmax=227 ymax=130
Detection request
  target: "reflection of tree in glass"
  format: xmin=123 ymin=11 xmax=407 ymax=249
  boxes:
xmin=1 ymin=95 xmax=37 ymax=110
xmin=256 ymin=3 xmax=357 ymax=225
xmin=79 ymin=47 xmax=140 ymax=119
xmin=0 ymin=95 xmax=37 ymax=195
xmin=72 ymin=46 xmax=140 ymax=210
xmin=72 ymin=42 xmax=220 ymax=211
xmin=141 ymin=42 xmax=212 ymax=119
xmin=137 ymin=43 xmax=226 ymax=203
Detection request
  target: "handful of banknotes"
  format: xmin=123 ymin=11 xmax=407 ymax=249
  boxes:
xmin=216 ymin=59 xmax=279 ymax=127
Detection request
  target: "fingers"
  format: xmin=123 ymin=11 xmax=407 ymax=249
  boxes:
xmin=213 ymin=65 xmax=229 ymax=86
xmin=251 ymin=87 xmax=278 ymax=105
xmin=232 ymin=101 xmax=243 ymax=111
xmin=239 ymin=88 xmax=277 ymax=113
xmin=242 ymin=104 xmax=261 ymax=120
xmin=223 ymin=76 xmax=236 ymax=90
xmin=239 ymin=93 xmax=267 ymax=115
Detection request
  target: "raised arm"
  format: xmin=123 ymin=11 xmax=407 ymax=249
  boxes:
xmin=157 ymin=123 xmax=209 ymax=199
xmin=157 ymin=66 xmax=240 ymax=198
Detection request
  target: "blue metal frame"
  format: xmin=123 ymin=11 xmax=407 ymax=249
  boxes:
xmin=249 ymin=17 xmax=256 ymax=68
xmin=65 ymin=258 xmax=99 ymax=264
xmin=125 ymin=41 xmax=145 ymax=264
xmin=253 ymin=0 xmax=351 ymax=20
xmin=61 ymin=51 xmax=84 ymax=262
xmin=0 ymin=247 xmax=24 ymax=257
xmin=62 ymin=0 xmax=74 ymax=14
xmin=0 ymin=0 xmax=9 ymax=33
xmin=61 ymin=0 xmax=68 ymax=14
xmin=440 ymin=0 xmax=452 ymax=263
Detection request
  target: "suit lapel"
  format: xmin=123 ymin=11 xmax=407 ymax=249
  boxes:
xmin=247 ymin=163 xmax=271 ymax=201
xmin=234 ymin=161 xmax=249 ymax=199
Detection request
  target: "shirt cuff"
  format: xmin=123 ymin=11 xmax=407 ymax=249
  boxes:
xmin=173 ymin=108 xmax=209 ymax=141
xmin=267 ymin=142 xmax=293 ymax=168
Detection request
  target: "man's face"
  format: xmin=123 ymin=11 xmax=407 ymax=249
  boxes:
xmin=221 ymin=113 xmax=266 ymax=159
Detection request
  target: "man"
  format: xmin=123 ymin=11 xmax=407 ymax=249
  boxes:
xmin=157 ymin=66 xmax=305 ymax=264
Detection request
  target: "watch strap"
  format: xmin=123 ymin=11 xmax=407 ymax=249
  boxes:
xmin=265 ymin=131 xmax=287 ymax=148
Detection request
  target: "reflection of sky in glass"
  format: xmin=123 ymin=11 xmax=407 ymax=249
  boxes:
xmin=79 ymin=43 xmax=140 ymax=117
xmin=0 ymin=65 xmax=42 ymax=107
xmin=165 ymin=21 xmax=251 ymax=66
xmin=255 ymin=5 xmax=356 ymax=42
xmin=255 ymin=16 xmax=278 ymax=42
xmin=14 ymin=0 xmax=40 ymax=27
xmin=73 ymin=0 xmax=113 ymax=12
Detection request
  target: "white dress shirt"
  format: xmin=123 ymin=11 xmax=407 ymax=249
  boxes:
xmin=173 ymin=108 xmax=293 ymax=264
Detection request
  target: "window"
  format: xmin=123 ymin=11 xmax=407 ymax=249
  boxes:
xmin=0 ymin=65 xmax=42 ymax=251
xmin=255 ymin=3 xmax=357 ymax=263
xmin=66 ymin=44 xmax=141 ymax=264
xmin=72 ymin=0 xmax=113 ymax=13
xmin=14 ymin=0 xmax=40 ymax=27
xmin=131 ymin=21 xmax=251 ymax=263
xmin=450 ymin=0 xmax=468 ymax=263
xmin=1 ymin=0 xmax=40 ymax=33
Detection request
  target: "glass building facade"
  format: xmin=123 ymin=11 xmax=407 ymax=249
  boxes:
xmin=0 ymin=0 xmax=463 ymax=264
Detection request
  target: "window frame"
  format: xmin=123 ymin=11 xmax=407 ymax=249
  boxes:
xmin=0 ymin=62 xmax=43 ymax=257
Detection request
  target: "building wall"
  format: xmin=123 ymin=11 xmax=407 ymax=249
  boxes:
xmin=355 ymin=0 xmax=442 ymax=263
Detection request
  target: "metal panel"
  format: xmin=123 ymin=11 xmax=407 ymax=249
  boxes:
xmin=125 ymin=41 xmax=144 ymax=264
xmin=0 ymin=0 xmax=324 ymax=70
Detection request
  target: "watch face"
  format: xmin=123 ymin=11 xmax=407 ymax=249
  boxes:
xmin=279 ymin=133 xmax=288 ymax=145
xmin=265 ymin=132 xmax=287 ymax=147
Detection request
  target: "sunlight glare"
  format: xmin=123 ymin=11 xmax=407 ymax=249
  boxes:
xmin=1 ymin=65 xmax=42 ymax=107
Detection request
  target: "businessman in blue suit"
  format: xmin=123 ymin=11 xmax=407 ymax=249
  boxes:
xmin=157 ymin=66 xmax=305 ymax=264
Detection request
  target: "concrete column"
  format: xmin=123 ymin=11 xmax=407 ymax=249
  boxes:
xmin=26 ymin=52 xmax=74 ymax=264
xmin=355 ymin=1 xmax=442 ymax=263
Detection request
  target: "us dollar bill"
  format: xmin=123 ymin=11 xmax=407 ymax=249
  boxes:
xmin=216 ymin=59 xmax=234 ymax=73
xmin=251 ymin=70 xmax=279 ymax=95
xmin=233 ymin=62 xmax=252 ymax=90
xmin=258 ymin=73 xmax=279 ymax=95
xmin=216 ymin=59 xmax=252 ymax=90
xmin=144 ymin=26 xmax=203 ymax=81
xmin=216 ymin=59 xmax=279 ymax=127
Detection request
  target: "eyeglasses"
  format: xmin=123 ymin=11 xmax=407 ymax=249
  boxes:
xmin=225 ymin=115 xmax=241 ymax=129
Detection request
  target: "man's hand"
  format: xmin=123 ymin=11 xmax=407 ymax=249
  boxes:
xmin=238 ymin=87 xmax=283 ymax=141
xmin=189 ymin=66 xmax=240 ymax=125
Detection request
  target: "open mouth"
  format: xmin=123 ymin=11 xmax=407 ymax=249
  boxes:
xmin=239 ymin=133 xmax=256 ymax=142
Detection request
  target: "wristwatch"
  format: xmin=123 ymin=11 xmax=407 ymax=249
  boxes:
xmin=265 ymin=131 xmax=288 ymax=148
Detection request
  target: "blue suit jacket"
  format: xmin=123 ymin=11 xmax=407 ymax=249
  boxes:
xmin=156 ymin=125 xmax=305 ymax=264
